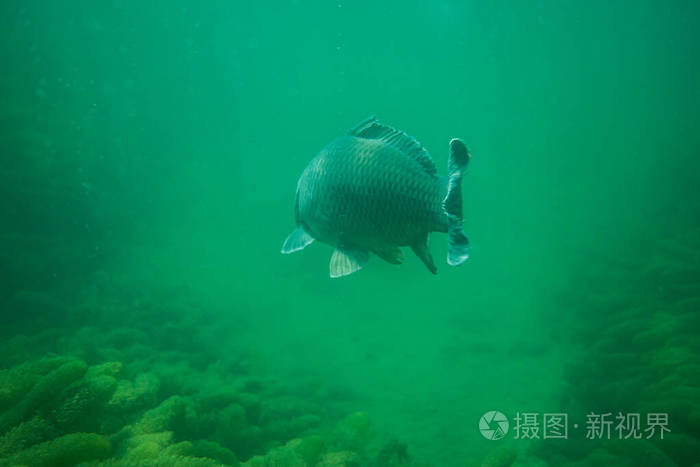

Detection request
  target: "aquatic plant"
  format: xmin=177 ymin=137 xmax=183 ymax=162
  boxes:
xmin=531 ymin=229 xmax=700 ymax=466
xmin=0 ymin=303 xmax=427 ymax=467
xmin=5 ymin=432 xmax=110 ymax=467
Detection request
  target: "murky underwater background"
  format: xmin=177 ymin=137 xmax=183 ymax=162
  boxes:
xmin=1 ymin=1 xmax=699 ymax=466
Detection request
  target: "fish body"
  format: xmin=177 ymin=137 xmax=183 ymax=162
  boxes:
xmin=282 ymin=117 xmax=470 ymax=277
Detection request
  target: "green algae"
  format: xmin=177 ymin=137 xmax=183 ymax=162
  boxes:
xmin=4 ymin=432 xmax=110 ymax=467
xmin=0 ymin=360 xmax=87 ymax=433
xmin=534 ymin=229 xmax=700 ymax=466
xmin=0 ymin=347 xmax=419 ymax=466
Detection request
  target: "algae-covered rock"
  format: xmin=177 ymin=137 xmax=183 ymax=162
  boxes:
xmin=264 ymin=442 xmax=307 ymax=467
xmin=205 ymin=401 xmax=263 ymax=458
xmin=102 ymin=372 xmax=162 ymax=434
xmin=191 ymin=439 xmax=240 ymax=466
xmin=123 ymin=431 xmax=174 ymax=462
xmin=374 ymin=438 xmax=411 ymax=467
xmin=292 ymin=435 xmax=325 ymax=466
xmin=605 ymin=439 xmax=677 ymax=467
xmin=655 ymin=432 xmax=700 ymax=467
xmin=199 ymin=387 xmax=241 ymax=414
xmin=133 ymin=395 xmax=188 ymax=435
xmin=0 ymin=359 xmax=87 ymax=432
xmin=160 ymin=440 xmax=194 ymax=457
xmin=263 ymin=414 xmax=321 ymax=442
xmin=52 ymin=372 xmax=118 ymax=432
xmin=237 ymin=392 xmax=262 ymax=425
xmin=165 ymin=457 xmax=230 ymax=467
xmin=126 ymin=437 xmax=162 ymax=461
xmin=243 ymin=454 xmax=266 ymax=467
xmin=260 ymin=396 xmax=323 ymax=424
xmin=245 ymin=437 xmax=324 ymax=467
xmin=480 ymin=445 xmax=517 ymax=467
xmin=5 ymin=432 xmax=110 ymax=467
xmin=316 ymin=450 xmax=359 ymax=467
xmin=0 ymin=416 xmax=56 ymax=458
xmin=116 ymin=436 xmax=239 ymax=467
xmin=0 ymin=355 xmax=76 ymax=412
xmin=333 ymin=412 xmax=373 ymax=450
xmin=0 ymin=365 xmax=39 ymax=412
xmin=101 ymin=453 xmax=232 ymax=467
xmin=87 ymin=361 xmax=123 ymax=380
xmin=232 ymin=424 xmax=263 ymax=460
xmin=215 ymin=403 xmax=247 ymax=437
xmin=561 ymin=447 xmax=634 ymax=467
xmin=107 ymin=372 xmax=159 ymax=413
xmin=0 ymin=313 xmax=427 ymax=466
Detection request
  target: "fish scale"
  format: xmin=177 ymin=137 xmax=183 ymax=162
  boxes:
xmin=316 ymin=144 xmax=437 ymax=245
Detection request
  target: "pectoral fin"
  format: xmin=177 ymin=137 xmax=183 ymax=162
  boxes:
xmin=281 ymin=226 xmax=315 ymax=254
xmin=411 ymin=238 xmax=437 ymax=275
xmin=330 ymin=247 xmax=370 ymax=278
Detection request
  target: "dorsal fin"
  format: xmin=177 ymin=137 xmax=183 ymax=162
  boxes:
xmin=348 ymin=116 xmax=437 ymax=175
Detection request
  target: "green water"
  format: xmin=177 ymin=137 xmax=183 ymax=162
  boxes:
xmin=1 ymin=1 xmax=699 ymax=466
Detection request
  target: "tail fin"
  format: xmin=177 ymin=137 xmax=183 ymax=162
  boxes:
xmin=443 ymin=138 xmax=470 ymax=266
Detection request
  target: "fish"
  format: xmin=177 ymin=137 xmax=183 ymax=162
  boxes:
xmin=281 ymin=116 xmax=470 ymax=278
